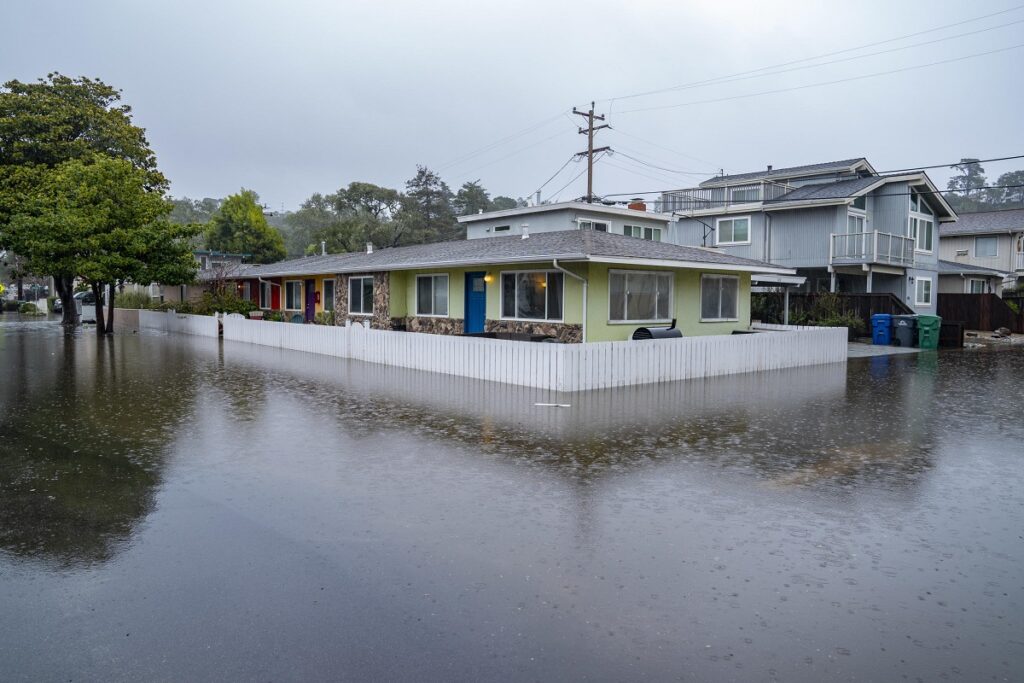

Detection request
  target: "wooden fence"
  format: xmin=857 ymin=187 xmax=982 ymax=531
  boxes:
xmin=937 ymin=293 xmax=1024 ymax=333
xmin=218 ymin=316 xmax=846 ymax=391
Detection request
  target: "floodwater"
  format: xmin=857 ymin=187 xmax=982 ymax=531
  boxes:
xmin=1 ymin=320 xmax=1021 ymax=682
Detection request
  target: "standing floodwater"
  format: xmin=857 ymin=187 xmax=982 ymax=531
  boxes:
xmin=1 ymin=321 xmax=1022 ymax=681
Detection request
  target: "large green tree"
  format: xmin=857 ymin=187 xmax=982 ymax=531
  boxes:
xmin=0 ymin=74 xmax=168 ymax=326
xmin=204 ymin=189 xmax=286 ymax=263
xmin=400 ymin=166 xmax=458 ymax=242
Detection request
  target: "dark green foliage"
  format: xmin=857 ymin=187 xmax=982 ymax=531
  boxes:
xmin=113 ymin=290 xmax=153 ymax=309
xmin=752 ymin=291 xmax=865 ymax=334
xmin=946 ymin=159 xmax=1024 ymax=212
xmin=204 ymin=189 xmax=286 ymax=264
xmin=313 ymin=310 xmax=334 ymax=325
xmin=4 ymin=300 xmax=21 ymax=311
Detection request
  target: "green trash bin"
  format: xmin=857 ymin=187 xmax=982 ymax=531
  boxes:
xmin=917 ymin=314 xmax=941 ymax=350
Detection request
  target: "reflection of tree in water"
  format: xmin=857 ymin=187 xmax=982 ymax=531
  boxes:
xmin=0 ymin=330 xmax=201 ymax=569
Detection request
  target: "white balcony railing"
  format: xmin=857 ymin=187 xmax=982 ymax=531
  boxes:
xmin=830 ymin=231 xmax=914 ymax=267
xmin=1016 ymin=252 xmax=1024 ymax=271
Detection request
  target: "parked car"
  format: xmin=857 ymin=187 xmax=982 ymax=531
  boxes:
xmin=52 ymin=290 xmax=104 ymax=313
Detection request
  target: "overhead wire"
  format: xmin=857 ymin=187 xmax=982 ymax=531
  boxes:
xmin=549 ymin=152 xmax=608 ymax=201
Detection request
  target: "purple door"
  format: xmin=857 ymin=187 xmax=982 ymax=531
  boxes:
xmin=304 ymin=279 xmax=316 ymax=322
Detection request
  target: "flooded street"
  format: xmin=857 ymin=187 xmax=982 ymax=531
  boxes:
xmin=1 ymin=321 xmax=1021 ymax=682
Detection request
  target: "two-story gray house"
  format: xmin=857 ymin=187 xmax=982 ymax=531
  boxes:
xmin=659 ymin=158 xmax=957 ymax=315
xmin=937 ymin=208 xmax=1024 ymax=294
xmin=459 ymin=201 xmax=672 ymax=241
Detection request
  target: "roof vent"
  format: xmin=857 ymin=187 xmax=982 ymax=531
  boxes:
xmin=767 ymin=164 xmax=773 ymax=172
xmin=366 ymin=242 xmax=373 ymax=254
xmin=521 ymin=223 xmax=529 ymax=239
xmin=320 ymin=240 xmax=326 ymax=256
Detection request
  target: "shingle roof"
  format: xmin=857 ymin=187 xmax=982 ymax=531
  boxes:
xmin=764 ymin=176 xmax=881 ymax=203
xmin=698 ymin=158 xmax=869 ymax=188
xmin=234 ymin=230 xmax=791 ymax=278
xmin=936 ymin=259 xmax=1008 ymax=276
xmin=938 ymin=208 xmax=1024 ymax=236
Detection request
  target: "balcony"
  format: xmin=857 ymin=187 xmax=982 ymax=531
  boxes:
xmin=1016 ymin=252 xmax=1024 ymax=272
xmin=830 ymin=231 xmax=914 ymax=268
xmin=660 ymin=181 xmax=792 ymax=213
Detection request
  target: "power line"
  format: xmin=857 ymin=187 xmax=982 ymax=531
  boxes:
xmin=572 ymin=103 xmax=610 ymax=203
xmin=530 ymin=155 xmax=577 ymax=199
xmin=599 ymin=5 xmax=1024 ymax=104
xmin=550 ymin=152 xmax=608 ymax=201
xmin=604 ymin=184 xmax=1024 ymax=202
xmin=435 ymin=111 xmax=569 ymax=171
xmin=609 ymin=128 xmax=725 ymax=171
xmin=616 ymin=42 xmax=1024 ymax=115
xmin=877 ymin=154 xmax=1024 ymax=175
xmin=612 ymin=150 xmax=710 ymax=177
xmin=449 ymin=127 xmax=574 ymax=182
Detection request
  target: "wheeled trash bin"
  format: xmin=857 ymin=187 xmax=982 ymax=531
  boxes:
xmin=892 ymin=315 xmax=917 ymax=347
xmin=916 ymin=314 xmax=942 ymax=350
xmin=871 ymin=314 xmax=893 ymax=345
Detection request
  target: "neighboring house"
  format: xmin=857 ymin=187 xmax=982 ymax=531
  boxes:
xmin=659 ymin=158 xmax=957 ymax=315
xmin=937 ymin=208 xmax=1024 ymax=293
xmin=223 ymin=230 xmax=794 ymax=342
xmin=459 ymin=201 xmax=672 ymax=242
xmin=159 ymin=250 xmax=250 ymax=304
xmin=936 ymin=260 xmax=1007 ymax=295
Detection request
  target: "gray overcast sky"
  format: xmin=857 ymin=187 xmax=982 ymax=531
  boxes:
xmin=3 ymin=0 xmax=1024 ymax=210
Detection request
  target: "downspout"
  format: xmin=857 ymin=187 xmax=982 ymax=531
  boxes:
xmin=552 ymin=259 xmax=587 ymax=343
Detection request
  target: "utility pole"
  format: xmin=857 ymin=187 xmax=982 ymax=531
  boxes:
xmin=572 ymin=102 xmax=610 ymax=203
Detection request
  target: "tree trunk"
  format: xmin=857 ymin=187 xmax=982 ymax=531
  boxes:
xmin=105 ymin=282 xmax=116 ymax=334
xmin=91 ymin=282 xmax=105 ymax=337
xmin=16 ymin=277 xmax=23 ymax=301
xmin=55 ymin=275 xmax=79 ymax=328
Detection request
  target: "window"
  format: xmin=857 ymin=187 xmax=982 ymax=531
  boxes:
xmin=578 ymin=219 xmax=608 ymax=232
xmin=284 ymin=281 xmax=302 ymax=310
xmin=349 ymin=276 xmax=374 ymax=315
xmin=851 ymin=195 xmax=866 ymax=210
xmin=701 ymin=274 xmax=739 ymax=321
xmin=623 ymin=225 xmax=663 ymax=241
xmin=493 ymin=225 xmax=510 ymax=233
xmin=608 ymin=271 xmax=672 ymax=322
xmin=975 ymin=235 xmax=998 ymax=257
xmin=500 ymin=271 xmax=563 ymax=321
xmin=716 ymin=216 xmax=750 ymax=245
xmin=259 ymin=281 xmax=271 ymax=309
xmin=322 ymin=279 xmax=335 ymax=312
xmin=967 ymin=279 xmax=987 ymax=294
xmin=909 ymin=216 xmax=933 ymax=252
xmin=729 ymin=186 xmax=760 ymax=203
xmin=179 ymin=285 xmax=187 ymax=301
xmin=199 ymin=255 xmax=209 ymax=270
xmin=416 ymin=274 xmax=449 ymax=316
xmin=847 ymin=212 xmax=866 ymax=233
xmin=915 ymin=277 xmax=933 ymax=306
xmin=241 ymin=281 xmax=251 ymax=301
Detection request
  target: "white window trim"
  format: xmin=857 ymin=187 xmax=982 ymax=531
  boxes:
xmin=283 ymin=280 xmax=303 ymax=311
xmin=607 ymin=269 xmax=674 ymax=325
xmin=715 ymin=215 xmax=752 ymax=246
xmin=414 ymin=273 xmax=450 ymax=318
xmin=259 ymin=281 xmax=272 ymax=310
xmin=322 ymin=278 xmax=335 ymax=312
xmin=577 ymin=218 xmax=609 ymax=233
xmin=493 ymin=225 xmax=511 ymax=233
xmin=623 ymin=224 xmax=663 ymax=241
xmin=348 ymin=275 xmax=374 ymax=316
xmin=915 ymin=276 xmax=933 ymax=306
xmin=909 ymin=195 xmax=934 ymax=253
xmin=965 ymin=278 xmax=987 ymax=294
xmin=499 ymin=269 xmax=564 ymax=323
xmin=974 ymin=235 xmax=999 ymax=258
xmin=700 ymin=274 xmax=741 ymax=322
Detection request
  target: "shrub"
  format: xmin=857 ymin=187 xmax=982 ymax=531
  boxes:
xmin=114 ymin=290 xmax=154 ymax=309
xmin=18 ymin=302 xmax=44 ymax=315
xmin=3 ymin=300 xmax=21 ymax=311
xmin=313 ymin=310 xmax=335 ymax=326
xmin=1006 ymin=300 xmax=1020 ymax=314
xmin=46 ymin=295 xmax=57 ymax=312
xmin=264 ymin=311 xmax=285 ymax=322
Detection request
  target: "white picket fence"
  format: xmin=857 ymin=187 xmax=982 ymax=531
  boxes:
xmin=216 ymin=316 xmax=846 ymax=391
xmin=138 ymin=309 xmax=220 ymax=337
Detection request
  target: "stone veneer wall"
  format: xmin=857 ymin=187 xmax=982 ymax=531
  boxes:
xmin=485 ymin=320 xmax=583 ymax=343
xmin=333 ymin=272 xmax=394 ymax=330
xmin=403 ymin=316 xmax=465 ymax=335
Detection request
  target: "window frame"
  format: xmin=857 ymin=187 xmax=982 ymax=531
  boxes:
xmin=715 ymin=216 xmax=752 ymax=246
xmin=607 ymin=269 xmax=674 ymax=324
xmin=415 ymin=273 xmax=450 ymax=318
xmin=348 ymin=275 xmax=374 ymax=316
xmin=493 ymin=225 xmax=511 ymax=233
xmin=966 ymin=278 xmax=987 ymax=294
xmin=499 ymin=269 xmax=564 ymax=322
xmin=909 ymin=193 xmax=934 ymax=253
xmin=623 ymin=224 xmax=663 ymax=242
xmin=728 ymin=185 xmax=760 ymax=203
xmin=283 ymin=280 xmax=303 ymax=311
xmin=700 ymin=274 xmax=741 ymax=322
xmin=915 ymin=276 xmax=933 ymax=306
xmin=259 ymin=281 xmax=272 ymax=310
xmin=974 ymin=235 xmax=998 ymax=258
xmin=578 ymin=219 xmax=609 ymax=232
xmin=322 ymin=278 xmax=335 ymax=312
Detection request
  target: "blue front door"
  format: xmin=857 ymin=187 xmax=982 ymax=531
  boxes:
xmin=464 ymin=271 xmax=487 ymax=334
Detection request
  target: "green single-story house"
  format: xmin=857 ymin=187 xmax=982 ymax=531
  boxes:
xmin=220 ymin=230 xmax=796 ymax=342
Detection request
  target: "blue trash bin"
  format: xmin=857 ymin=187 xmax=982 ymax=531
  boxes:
xmin=871 ymin=313 xmax=893 ymax=345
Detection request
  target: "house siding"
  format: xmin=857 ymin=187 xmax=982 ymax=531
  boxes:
xmin=465 ymin=208 xmax=669 ymax=240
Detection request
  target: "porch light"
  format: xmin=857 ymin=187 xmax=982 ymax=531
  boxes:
xmin=483 ymin=273 xmax=494 ymax=283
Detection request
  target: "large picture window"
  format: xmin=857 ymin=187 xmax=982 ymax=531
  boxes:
xmin=609 ymin=270 xmax=672 ymax=322
xmin=975 ymin=235 xmax=998 ymax=257
xmin=909 ymin=192 xmax=934 ymax=253
xmin=500 ymin=271 xmax=563 ymax=321
xmin=578 ymin=219 xmax=608 ymax=232
xmin=284 ymin=281 xmax=302 ymax=310
xmin=701 ymin=274 xmax=739 ymax=321
xmin=416 ymin=274 xmax=449 ymax=316
xmin=322 ymin=279 xmax=335 ymax=312
xmin=349 ymin=276 xmax=374 ymax=315
xmin=716 ymin=216 xmax=750 ymax=245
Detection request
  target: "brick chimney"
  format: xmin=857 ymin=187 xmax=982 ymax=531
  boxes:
xmin=627 ymin=198 xmax=647 ymax=212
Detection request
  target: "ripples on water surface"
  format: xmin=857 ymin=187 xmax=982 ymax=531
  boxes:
xmin=0 ymin=320 xmax=1021 ymax=681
